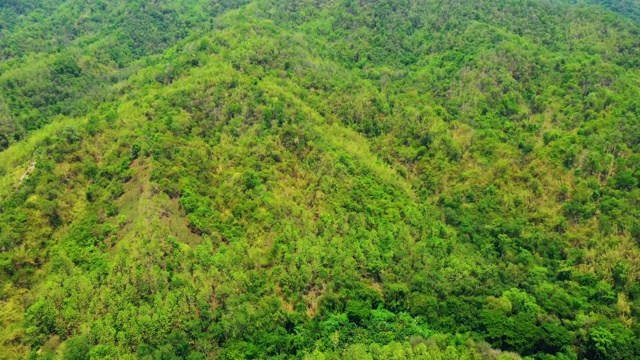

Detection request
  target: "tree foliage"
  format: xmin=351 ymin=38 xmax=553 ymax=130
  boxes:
xmin=0 ymin=0 xmax=640 ymax=359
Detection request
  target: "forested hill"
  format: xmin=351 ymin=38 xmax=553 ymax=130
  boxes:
xmin=563 ymin=0 xmax=640 ymax=23
xmin=1 ymin=0 xmax=640 ymax=359
xmin=0 ymin=0 xmax=252 ymax=145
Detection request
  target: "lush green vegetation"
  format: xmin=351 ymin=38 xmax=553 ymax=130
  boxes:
xmin=0 ymin=0 xmax=252 ymax=146
xmin=567 ymin=0 xmax=640 ymax=23
xmin=1 ymin=0 xmax=640 ymax=359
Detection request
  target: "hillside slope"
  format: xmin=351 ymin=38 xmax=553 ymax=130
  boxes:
xmin=0 ymin=0 xmax=252 ymax=147
xmin=561 ymin=0 xmax=640 ymax=23
xmin=1 ymin=0 xmax=640 ymax=359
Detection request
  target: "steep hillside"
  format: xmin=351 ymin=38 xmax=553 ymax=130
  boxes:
xmin=564 ymin=0 xmax=640 ymax=23
xmin=0 ymin=0 xmax=251 ymax=147
xmin=1 ymin=0 xmax=640 ymax=359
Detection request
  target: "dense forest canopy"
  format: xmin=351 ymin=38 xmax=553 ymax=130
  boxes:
xmin=0 ymin=0 xmax=640 ymax=359
xmin=563 ymin=0 xmax=640 ymax=22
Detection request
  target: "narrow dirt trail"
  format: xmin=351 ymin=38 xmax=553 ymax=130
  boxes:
xmin=15 ymin=162 xmax=36 ymax=189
